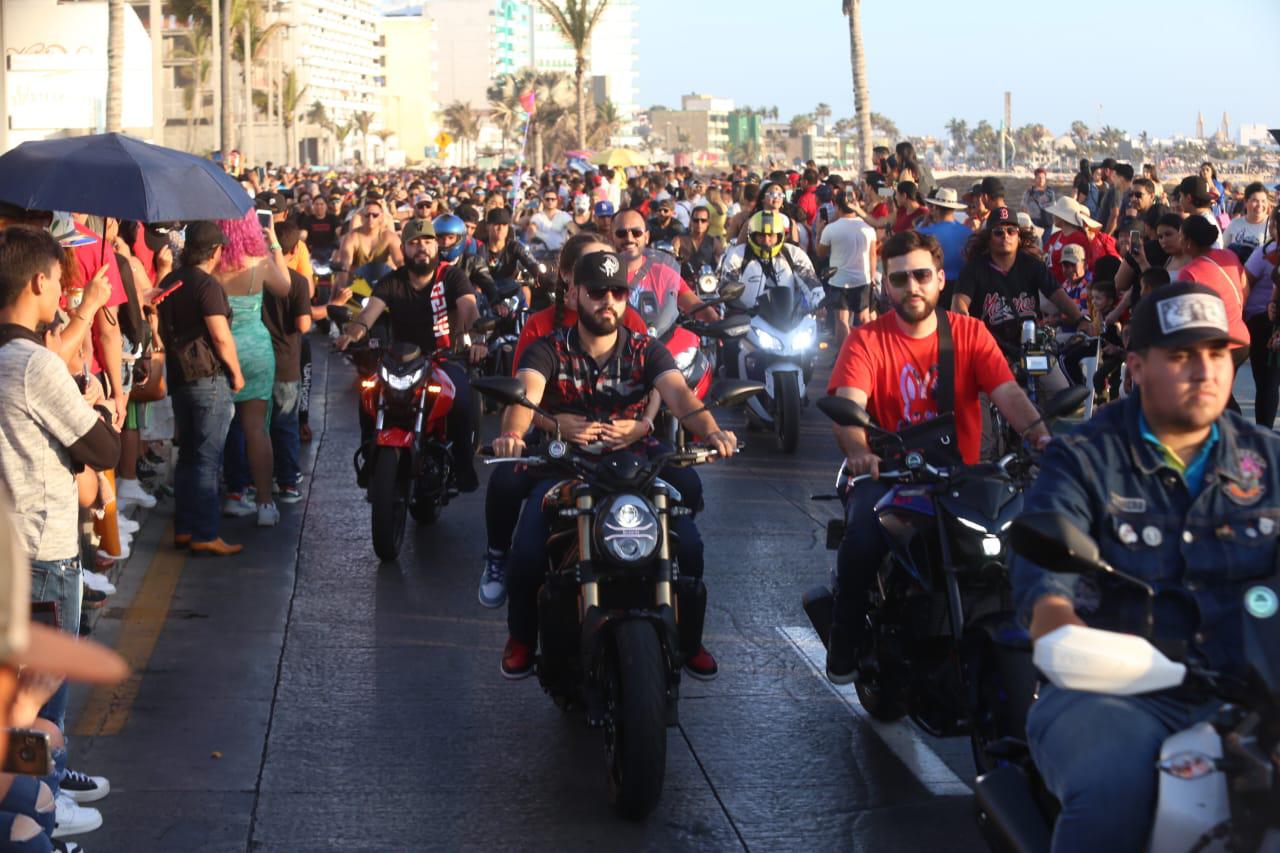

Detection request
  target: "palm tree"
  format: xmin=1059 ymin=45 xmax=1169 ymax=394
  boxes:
xmin=440 ymin=101 xmax=481 ymax=165
xmin=832 ymin=117 xmax=854 ymax=138
xmin=945 ymin=117 xmax=968 ymax=156
xmin=970 ymin=120 xmax=997 ymax=165
xmin=812 ymin=102 xmax=832 ymax=129
xmin=106 ymin=0 xmax=125 ymax=132
xmin=373 ymin=129 xmax=395 ymax=164
xmin=305 ymin=100 xmax=330 ymax=163
xmin=331 ymin=121 xmax=353 ymax=163
xmin=173 ymin=28 xmax=214 ymax=152
xmin=587 ymin=99 xmax=621 ymax=149
xmin=351 ymin=110 xmax=375 ymax=165
xmin=1097 ymin=125 xmax=1126 ymax=153
xmin=533 ymin=0 xmax=610 ymax=150
xmin=280 ymin=71 xmax=307 ymax=164
xmin=870 ymin=112 xmax=898 ymax=142
xmin=789 ymin=114 xmax=812 ymax=137
xmin=1070 ymin=120 xmax=1090 ymax=152
xmin=842 ymin=0 xmax=872 ymax=169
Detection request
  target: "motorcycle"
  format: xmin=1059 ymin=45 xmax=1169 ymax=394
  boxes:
xmin=735 ymin=284 xmax=820 ymax=453
xmin=477 ymin=277 xmax=528 ymax=382
xmin=802 ymin=387 xmax=1090 ymax=772
xmin=975 ymin=513 xmax=1280 ymax=853
xmin=336 ymin=329 xmax=462 ymax=561
xmin=470 ymin=376 xmax=756 ymax=819
xmin=991 ymin=320 xmax=1071 ymax=458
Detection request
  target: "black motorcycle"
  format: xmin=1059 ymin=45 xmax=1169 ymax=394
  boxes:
xmin=471 ymin=376 xmax=755 ymax=818
xmin=802 ymin=387 xmax=1088 ymax=771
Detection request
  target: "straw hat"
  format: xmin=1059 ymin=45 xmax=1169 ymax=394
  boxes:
xmin=1043 ymin=196 xmax=1101 ymax=230
xmin=925 ymin=187 xmax=966 ymax=210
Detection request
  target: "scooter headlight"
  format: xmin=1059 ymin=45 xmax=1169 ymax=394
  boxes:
xmin=756 ymin=329 xmax=783 ymax=352
xmin=698 ymin=273 xmax=718 ymax=294
xmin=594 ymin=494 xmax=660 ymax=564
xmin=790 ymin=328 xmax=815 ymax=351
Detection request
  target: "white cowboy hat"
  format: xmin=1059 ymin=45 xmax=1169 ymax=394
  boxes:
xmin=925 ymin=187 xmax=966 ymax=210
xmin=1043 ymin=196 xmax=1101 ymax=231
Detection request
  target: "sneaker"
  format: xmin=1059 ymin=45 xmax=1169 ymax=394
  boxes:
xmin=53 ymin=839 xmax=85 ymax=852
xmin=82 ymin=571 xmax=116 ymax=596
xmin=256 ymin=502 xmax=280 ymax=527
xmin=501 ymin=636 xmax=535 ymax=680
xmin=116 ymin=477 xmax=157 ymax=509
xmin=52 ymin=793 xmax=102 ymax=838
xmin=116 ymin=514 xmax=140 ymax=534
xmin=222 ymin=493 xmax=256 ymax=517
xmin=81 ymin=587 xmax=108 ymax=609
xmin=62 ymin=769 xmax=109 ymax=804
xmin=825 ymin=627 xmax=858 ymax=686
xmin=478 ymin=549 xmax=507 ymax=609
xmin=684 ymin=645 xmax=719 ymax=681
xmin=274 ymin=484 xmax=304 ymax=504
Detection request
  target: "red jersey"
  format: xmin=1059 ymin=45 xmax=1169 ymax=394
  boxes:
xmin=1177 ymin=250 xmax=1250 ymax=347
xmin=827 ymin=311 xmax=1013 ymax=465
xmin=1044 ymin=229 xmax=1092 ymax=285
xmin=512 ymin=304 xmax=647 ymax=371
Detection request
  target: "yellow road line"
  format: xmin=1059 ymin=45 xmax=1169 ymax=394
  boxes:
xmin=73 ymin=524 xmax=185 ymax=737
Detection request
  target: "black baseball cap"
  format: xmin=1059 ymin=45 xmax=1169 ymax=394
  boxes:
xmin=574 ymin=250 xmax=629 ymax=291
xmin=980 ymin=176 xmax=1006 ymax=198
xmin=1127 ymin=282 xmax=1245 ymax=351
xmin=184 ymin=221 xmax=227 ymax=250
xmin=985 ymin=207 xmax=1018 ymax=229
xmin=255 ymin=191 xmax=286 ymax=214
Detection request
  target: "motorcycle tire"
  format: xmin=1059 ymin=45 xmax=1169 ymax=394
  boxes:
xmin=370 ymin=448 xmax=407 ymax=561
xmin=603 ymin=621 xmax=667 ymax=819
xmin=775 ymin=371 xmax=801 ymax=454
xmin=854 ymin=672 xmax=906 ymax=722
xmin=409 ymin=497 xmax=439 ymax=526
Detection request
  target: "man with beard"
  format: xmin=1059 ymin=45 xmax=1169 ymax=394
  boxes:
xmin=821 ymin=230 xmax=1051 ymax=682
xmin=491 ymin=250 xmax=737 ymax=680
xmin=335 ymin=218 xmax=485 ymax=491
xmin=612 ymin=209 xmax=709 ymax=318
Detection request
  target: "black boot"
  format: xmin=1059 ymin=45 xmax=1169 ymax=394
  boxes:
xmin=826 ymin=622 xmax=858 ymax=685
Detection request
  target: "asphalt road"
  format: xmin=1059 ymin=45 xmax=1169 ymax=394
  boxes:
xmin=79 ymin=334 xmax=1267 ymax=852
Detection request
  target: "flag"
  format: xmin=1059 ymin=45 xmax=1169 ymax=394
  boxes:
xmin=519 ymin=89 xmax=536 ymax=116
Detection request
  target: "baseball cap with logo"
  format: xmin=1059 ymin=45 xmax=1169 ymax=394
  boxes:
xmin=1127 ymin=282 xmax=1246 ymax=351
xmin=400 ymin=218 xmax=437 ymax=243
xmin=184 ymin=221 xmax=228 ymax=251
xmin=1060 ymin=244 xmax=1087 ymax=265
xmin=985 ymin=207 xmax=1017 ymax=230
xmin=574 ymin=250 xmax=630 ymax=292
xmin=593 ymin=200 xmax=616 ymax=217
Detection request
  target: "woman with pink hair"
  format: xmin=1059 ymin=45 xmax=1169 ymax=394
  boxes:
xmin=217 ymin=210 xmax=291 ymax=527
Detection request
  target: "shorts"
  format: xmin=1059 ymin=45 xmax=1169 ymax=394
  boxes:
xmin=824 ymin=283 xmax=872 ymax=313
xmin=124 ymin=401 xmax=150 ymax=431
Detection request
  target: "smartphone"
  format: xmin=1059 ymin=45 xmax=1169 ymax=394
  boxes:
xmin=877 ymin=187 xmax=894 ymax=198
xmin=3 ymin=729 xmax=53 ymax=777
xmin=1130 ymin=229 xmax=1142 ymax=250
xmin=256 ymin=209 xmax=272 ymax=229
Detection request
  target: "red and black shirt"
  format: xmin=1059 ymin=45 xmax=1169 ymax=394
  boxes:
xmin=517 ymin=326 xmax=677 ymax=421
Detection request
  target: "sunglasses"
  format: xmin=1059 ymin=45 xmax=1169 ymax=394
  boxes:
xmin=885 ymin=267 xmax=936 ymax=288
xmin=764 ymin=192 xmax=785 ymax=199
xmin=989 ymin=226 xmax=1019 ymax=237
xmin=691 ymin=217 xmax=709 ymax=223
xmin=584 ymin=286 xmax=629 ymax=301
xmin=366 ymin=209 xmax=381 ymax=217
xmin=614 ymin=227 xmax=645 ymax=238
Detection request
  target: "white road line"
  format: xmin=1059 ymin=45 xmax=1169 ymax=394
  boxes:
xmin=777 ymin=625 xmax=971 ymax=797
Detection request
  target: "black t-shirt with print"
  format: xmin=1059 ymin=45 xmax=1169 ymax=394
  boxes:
xmin=370 ymin=265 xmax=474 ymax=355
xmin=955 ymin=252 xmax=1061 ymax=356
xmin=262 ymin=269 xmax=312 ymax=382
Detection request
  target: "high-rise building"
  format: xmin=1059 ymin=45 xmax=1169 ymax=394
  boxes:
xmin=423 ymin=0 xmax=530 ymax=107
xmin=380 ymin=7 xmax=441 ymax=163
xmin=294 ymin=0 xmax=386 ymax=161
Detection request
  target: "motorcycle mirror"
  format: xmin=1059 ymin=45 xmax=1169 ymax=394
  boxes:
xmin=471 ymin=376 xmax=529 ymax=408
xmin=816 ymin=395 xmax=876 ymax=430
xmin=1010 ymin=512 xmax=1109 ymax=575
xmin=1042 ymin=385 xmax=1090 ymax=420
xmin=719 ymin=280 xmax=746 ymax=301
xmin=707 ymin=379 xmax=765 ymax=409
xmin=471 ymin=316 xmax=498 ymax=335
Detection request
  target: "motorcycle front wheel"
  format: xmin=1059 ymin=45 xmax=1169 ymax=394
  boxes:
xmin=370 ymin=448 xmax=407 ymax=561
xmin=603 ymin=620 xmax=667 ymax=819
xmin=775 ymin=370 xmax=801 ymax=454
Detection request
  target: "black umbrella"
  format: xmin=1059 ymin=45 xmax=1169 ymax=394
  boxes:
xmin=0 ymin=132 xmax=252 ymax=224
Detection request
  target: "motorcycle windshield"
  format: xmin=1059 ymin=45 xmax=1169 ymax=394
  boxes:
xmin=755 ymin=287 xmax=799 ymax=332
xmin=635 ymin=290 xmax=678 ymax=339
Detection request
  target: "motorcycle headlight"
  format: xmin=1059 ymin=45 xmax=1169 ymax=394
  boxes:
xmin=594 ymin=495 xmax=660 ymax=564
xmin=384 ymin=366 xmax=423 ymax=391
xmin=756 ymin=329 xmax=783 ymax=351
xmin=674 ymin=347 xmax=697 ymax=372
xmin=698 ymin=274 xmax=718 ymax=294
xmin=790 ymin=328 xmax=815 ymax=351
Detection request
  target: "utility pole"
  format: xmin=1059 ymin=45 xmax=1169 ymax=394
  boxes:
xmin=219 ymin=0 xmax=232 ymax=158
xmin=150 ymin=0 xmax=163 ymax=144
xmin=211 ymin=0 xmax=222 ymax=155
xmin=242 ymin=16 xmax=253 ymax=168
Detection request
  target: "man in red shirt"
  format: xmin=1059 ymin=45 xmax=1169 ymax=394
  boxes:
xmin=822 ymin=230 xmax=1051 ymax=683
xmin=71 ymin=214 xmax=128 ymax=427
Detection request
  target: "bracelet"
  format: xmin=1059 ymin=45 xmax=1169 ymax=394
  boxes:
xmin=270 ymin=244 xmax=283 ymax=252
xmin=640 ymin=415 xmax=654 ymax=435
xmin=499 ymin=431 xmax=525 ymax=441
xmin=74 ymin=312 xmax=94 ymax=324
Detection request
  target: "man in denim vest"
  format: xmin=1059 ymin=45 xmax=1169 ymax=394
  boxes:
xmin=1014 ymin=281 xmax=1280 ymax=850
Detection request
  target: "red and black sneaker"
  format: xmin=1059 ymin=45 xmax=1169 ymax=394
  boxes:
xmin=501 ymin=636 xmax=535 ymax=680
xmin=684 ymin=645 xmax=719 ymax=681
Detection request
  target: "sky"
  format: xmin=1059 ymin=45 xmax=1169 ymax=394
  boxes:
xmin=636 ymin=0 xmax=1280 ymax=141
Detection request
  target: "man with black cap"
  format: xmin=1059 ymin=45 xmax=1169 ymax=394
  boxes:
xmin=479 ymin=207 xmax=547 ymax=294
xmin=335 ymin=218 xmax=484 ymax=492
xmin=1013 ymin=281 xmax=1276 ymax=852
xmin=491 ymin=249 xmax=737 ymax=680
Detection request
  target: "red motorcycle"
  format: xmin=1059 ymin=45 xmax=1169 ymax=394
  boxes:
xmin=345 ymin=339 xmax=461 ymax=560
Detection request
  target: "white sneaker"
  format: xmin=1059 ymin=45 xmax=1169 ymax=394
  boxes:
xmin=53 ymin=792 xmax=102 ymax=838
xmin=116 ymin=477 xmax=157 ymax=509
xmin=116 ymin=514 xmax=140 ymax=534
xmin=256 ymin=502 xmax=280 ymax=527
xmin=95 ymin=537 xmax=130 ymax=562
xmin=82 ymin=571 xmax=116 ymax=596
xmin=222 ymin=493 xmax=256 ymax=517
xmin=62 ymin=768 xmax=110 ymax=804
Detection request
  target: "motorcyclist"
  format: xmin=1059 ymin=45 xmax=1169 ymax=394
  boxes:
xmin=612 ymin=209 xmax=712 ymax=319
xmin=825 ymin=230 xmax=1050 ymax=682
xmin=478 ymin=207 xmax=548 ymax=301
xmin=673 ymin=204 xmax=724 ymax=272
xmin=1012 ymin=282 xmax=1274 ymax=851
xmin=334 ymin=217 xmax=485 ymax=492
xmin=719 ymin=210 xmax=822 ymax=312
xmin=434 ymin=212 xmax=495 ymax=304
xmin=333 ymin=194 xmax=403 ymax=294
xmin=491 ymin=249 xmax=737 ymax=681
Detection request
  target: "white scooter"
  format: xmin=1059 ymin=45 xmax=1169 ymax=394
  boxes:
xmin=974 ymin=512 xmax=1280 ymax=853
xmin=735 ymin=283 xmax=819 ymax=453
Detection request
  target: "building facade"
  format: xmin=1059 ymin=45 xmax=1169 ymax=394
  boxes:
xmin=379 ymin=8 xmax=440 ymax=163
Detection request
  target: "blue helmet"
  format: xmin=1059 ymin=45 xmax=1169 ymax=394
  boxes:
xmin=432 ymin=214 xmax=467 ymax=261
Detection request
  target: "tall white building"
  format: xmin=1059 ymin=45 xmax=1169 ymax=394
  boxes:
xmin=294 ymin=0 xmax=386 ymax=156
xmin=426 ymin=0 xmax=531 ymax=107
xmin=529 ymin=0 xmax=639 ymax=134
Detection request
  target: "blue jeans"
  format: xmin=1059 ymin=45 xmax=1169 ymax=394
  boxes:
xmin=1026 ymin=685 xmax=1217 ymax=852
xmin=270 ymin=380 xmax=302 ymax=487
xmin=224 ymin=416 xmax=250 ymax=496
xmin=29 ymin=557 xmax=81 ymax=641
xmin=831 ymin=479 xmax=892 ymax=644
xmin=171 ymin=376 xmax=233 ymax=541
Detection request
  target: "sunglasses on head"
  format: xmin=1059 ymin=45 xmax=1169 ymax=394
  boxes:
xmin=989 ymin=225 xmax=1019 ymax=237
xmin=584 ymin=285 xmax=629 ymax=301
xmin=614 ymin=227 xmax=645 ymax=238
xmin=885 ymin=267 xmax=936 ymax=288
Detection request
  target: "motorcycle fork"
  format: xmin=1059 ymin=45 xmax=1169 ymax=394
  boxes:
xmin=577 ymin=491 xmax=598 ymax=618
xmin=653 ymin=491 xmax=673 ymax=609
xmin=934 ymin=514 xmax=966 ymax=646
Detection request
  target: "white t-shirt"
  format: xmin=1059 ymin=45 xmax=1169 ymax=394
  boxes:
xmin=530 ymin=210 xmax=572 ymax=251
xmin=1223 ymin=216 xmax=1269 ymax=251
xmin=819 ymin=216 xmax=876 ymax=287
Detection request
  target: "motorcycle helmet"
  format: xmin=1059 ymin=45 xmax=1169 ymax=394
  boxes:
xmin=432 ymin=214 xmax=467 ymax=261
xmin=747 ymin=210 xmax=786 ymax=259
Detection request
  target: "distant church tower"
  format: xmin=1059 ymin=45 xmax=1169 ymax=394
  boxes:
xmin=1196 ymin=111 xmax=1205 ymax=139
xmin=1219 ymin=112 xmax=1230 ymax=141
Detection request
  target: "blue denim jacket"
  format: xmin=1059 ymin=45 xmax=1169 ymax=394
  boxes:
xmin=1013 ymin=392 xmax=1280 ymax=676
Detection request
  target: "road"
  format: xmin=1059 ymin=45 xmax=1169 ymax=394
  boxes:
xmin=82 ymin=335 xmax=1260 ymax=852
